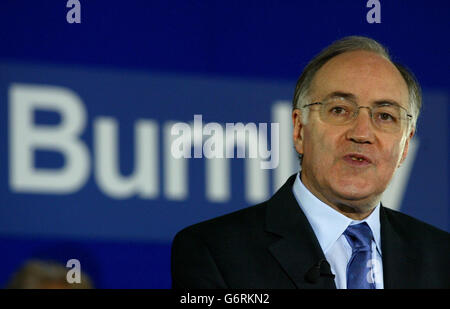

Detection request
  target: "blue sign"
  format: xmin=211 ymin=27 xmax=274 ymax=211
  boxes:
xmin=0 ymin=0 xmax=448 ymax=288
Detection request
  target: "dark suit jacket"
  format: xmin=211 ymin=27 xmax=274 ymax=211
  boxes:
xmin=171 ymin=174 xmax=450 ymax=288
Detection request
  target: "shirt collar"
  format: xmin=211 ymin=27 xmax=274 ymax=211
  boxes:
xmin=292 ymin=172 xmax=382 ymax=254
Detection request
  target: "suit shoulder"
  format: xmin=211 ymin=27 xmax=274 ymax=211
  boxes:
xmin=382 ymin=207 xmax=450 ymax=242
xmin=175 ymin=202 xmax=268 ymax=240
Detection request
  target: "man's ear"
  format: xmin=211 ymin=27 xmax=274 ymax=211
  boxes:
xmin=292 ymin=109 xmax=305 ymax=156
xmin=399 ymin=128 xmax=415 ymax=166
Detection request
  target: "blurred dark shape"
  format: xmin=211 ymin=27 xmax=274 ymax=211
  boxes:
xmin=6 ymin=259 xmax=94 ymax=289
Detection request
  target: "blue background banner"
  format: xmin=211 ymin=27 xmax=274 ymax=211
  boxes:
xmin=0 ymin=1 xmax=448 ymax=288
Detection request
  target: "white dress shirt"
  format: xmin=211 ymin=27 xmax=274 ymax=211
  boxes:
xmin=292 ymin=173 xmax=384 ymax=289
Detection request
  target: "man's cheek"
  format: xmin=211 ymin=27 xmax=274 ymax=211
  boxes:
xmin=388 ymin=145 xmax=403 ymax=164
xmin=379 ymin=149 xmax=402 ymax=177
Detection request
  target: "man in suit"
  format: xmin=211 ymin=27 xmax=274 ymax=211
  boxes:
xmin=171 ymin=36 xmax=450 ymax=289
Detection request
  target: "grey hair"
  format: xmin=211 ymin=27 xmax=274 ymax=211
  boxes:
xmin=293 ymin=36 xmax=422 ymax=130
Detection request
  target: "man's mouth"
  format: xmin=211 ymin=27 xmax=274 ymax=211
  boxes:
xmin=343 ymin=153 xmax=372 ymax=166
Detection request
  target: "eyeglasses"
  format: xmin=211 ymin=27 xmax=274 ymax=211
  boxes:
xmin=301 ymin=97 xmax=413 ymax=133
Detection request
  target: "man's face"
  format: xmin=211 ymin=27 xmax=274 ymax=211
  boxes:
xmin=293 ymin=50 xmax=414 ymax=217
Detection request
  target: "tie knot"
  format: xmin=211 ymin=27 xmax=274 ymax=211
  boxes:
xmin=344 ymin=222 xmax=373 ymax=251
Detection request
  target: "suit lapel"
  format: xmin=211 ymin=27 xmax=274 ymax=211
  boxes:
xmin=380 ymin=206 xmax=420 ymax=288
xmin=265 ymin=175 xmax=336 ymax=289
xmin=264 ymin=177 xmax=423 ymax=289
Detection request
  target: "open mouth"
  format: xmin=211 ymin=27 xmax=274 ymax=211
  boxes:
xmin=343 ymin=153 xmax=372 ymax=165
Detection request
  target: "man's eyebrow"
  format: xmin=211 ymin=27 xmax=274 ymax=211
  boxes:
xmin=322 ymin=91 xmax=405 ymax=109
xmin=322 ymin=91 xmax=357 ymax=101
xmin=373 ymin=99 xmax=403 ymax=108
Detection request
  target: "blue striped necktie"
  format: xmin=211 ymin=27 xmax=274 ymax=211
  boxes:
xmin=344 ymin=222 xmax=376 ymax=289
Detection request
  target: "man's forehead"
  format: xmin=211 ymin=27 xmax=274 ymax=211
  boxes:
xmin=310 ymin=50 xmax=409 ymax=107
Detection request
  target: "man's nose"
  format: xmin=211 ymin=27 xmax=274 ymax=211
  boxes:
xmin=346 ymin=107 xmax=375 ymax=144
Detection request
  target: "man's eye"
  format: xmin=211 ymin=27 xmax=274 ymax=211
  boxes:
xmin=378 ymin=112 xmax=395 ymax=122
xmin=330 ymin=107 xmax=347 ymax=115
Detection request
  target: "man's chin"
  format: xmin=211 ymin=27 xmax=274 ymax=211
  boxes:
xmin=331 ymin=186 xmax=380 ymax=206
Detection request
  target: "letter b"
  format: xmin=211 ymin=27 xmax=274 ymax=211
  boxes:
xmin=9 ymin=83 xmax=90 ymax=194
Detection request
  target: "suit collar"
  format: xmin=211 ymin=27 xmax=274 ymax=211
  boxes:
xmin=264 ymin=175 xmax=422 ymax=289
xmin=292 ymin=172 xmax=382 ymax=255
xmin=265 ymin=174 xmax=336 ymax=289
